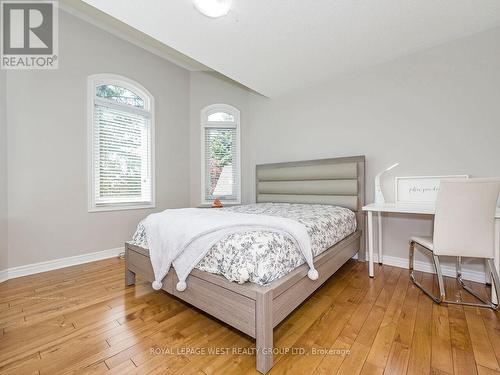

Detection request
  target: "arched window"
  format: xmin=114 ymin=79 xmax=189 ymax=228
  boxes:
xmin=201 ymin=104 xmax=241 ymax=205
xmin=88 ymin=74 xmax=154 ymax=211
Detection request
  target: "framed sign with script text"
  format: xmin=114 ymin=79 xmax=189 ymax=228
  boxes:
xmin=395 ymin=175 xmax=468 ymax=205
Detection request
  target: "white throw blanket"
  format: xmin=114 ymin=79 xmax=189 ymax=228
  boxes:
xmin=142 ymin=208 xmax=318 ymax=292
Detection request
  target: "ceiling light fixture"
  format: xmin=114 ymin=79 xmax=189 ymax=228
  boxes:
xmin=193 ymin=0 xmax=232 ymax=18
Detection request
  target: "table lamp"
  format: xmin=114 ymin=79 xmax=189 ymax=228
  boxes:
xmin=375 ymin=163 xmax=399 ymax=204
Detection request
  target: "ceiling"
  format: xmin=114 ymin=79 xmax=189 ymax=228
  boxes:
xmin=73 ymin=0 xmax=500 ymax=97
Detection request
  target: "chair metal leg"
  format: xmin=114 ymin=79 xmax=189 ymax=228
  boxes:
xmin=409 ymin=241 xmax=415 ymax=272
xmin=456 ymin=256 xmax=462 ymax=278
xmin=409 ymin=241 xmax=443 ymax=303
xmin=409 ymin=242 xmax=499 ymax=310
xmin=487 ymin=259 xmax=500 ymax=310
xmin=454 ymin=257 xmax=498 ymax=308
xmin=448 ymin=259 xmax=500 ymax=309
xmin=433 ymin=254 xmax=446 ymax=302
xmin=485 ymin=259 xmax=492 ymax=286
xmin=457 ymin=273 xmax=490 ymax=306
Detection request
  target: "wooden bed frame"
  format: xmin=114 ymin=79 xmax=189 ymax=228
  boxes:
xmin=125 ymin=155 xmax=365 ymax=374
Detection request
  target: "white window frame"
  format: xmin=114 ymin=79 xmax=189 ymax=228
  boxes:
xmin=87 ymin=73 xmax=156 ymax=212
xmin=201 ymin=104 xmax=241 ymax=205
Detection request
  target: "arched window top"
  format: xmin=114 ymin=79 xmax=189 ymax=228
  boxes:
xmin=202 ymin=104 xmax=239 ymax=127
xmin=208 ymin=111 xmax=234 ymax=122
xmin=89 ymin=74 xmax=153 ymax=113
xmin=96 ymin=84 xmax=145 ymax=109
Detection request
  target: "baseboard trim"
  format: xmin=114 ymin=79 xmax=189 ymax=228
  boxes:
xmin=2 ymin=247 xmax=123 ymax=282
xmin=354 ymin=252 xmax=486 ymax=284
xmin=0 ymin=269 xmax=8 ymax=283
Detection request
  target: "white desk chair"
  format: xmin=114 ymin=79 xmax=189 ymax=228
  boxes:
xmin=409 ymin=178 xmax=500 ymax=310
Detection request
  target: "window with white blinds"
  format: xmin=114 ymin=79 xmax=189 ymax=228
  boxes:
xmin=88 ymin=74 xmax=155 ymax=212
xmin=201 ymin=104 xmax=241 ymax=205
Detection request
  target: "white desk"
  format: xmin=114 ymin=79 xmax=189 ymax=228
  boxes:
xmin=362 ymin=203 xmax=500 ymax=303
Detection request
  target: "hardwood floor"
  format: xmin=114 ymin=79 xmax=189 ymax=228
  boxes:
xmin=0 ymin=257 xmax=499 ymax=375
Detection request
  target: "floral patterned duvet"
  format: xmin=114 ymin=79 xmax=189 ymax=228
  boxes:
xmin=131 ymin=203 xmax=356 ymax=285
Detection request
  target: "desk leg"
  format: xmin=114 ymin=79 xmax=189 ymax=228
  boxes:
xmin=493 ymin=219 xmax=499 ymax=304
xmin=368 ymin=211 xmax=374 ymax=277
xmin=377 ymin=212 xmax=383 ymax=265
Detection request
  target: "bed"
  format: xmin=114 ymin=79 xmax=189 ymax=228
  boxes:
xmin=124 ymin=155 xmax=365 ymax=374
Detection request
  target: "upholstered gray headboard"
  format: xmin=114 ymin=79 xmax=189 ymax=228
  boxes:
xmin=256 ymin=156 xmax=365 ymax=255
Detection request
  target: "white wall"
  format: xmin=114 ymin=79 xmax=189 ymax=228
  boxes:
xmin=190 ymin=27 xmax=500 ymax=275
xmin=246 ymin=27 xmax=500 ymax=272
xmin=189 ymin=72 xmax=252 ymax=206
xmin=0 ymin=71 xmax=7 ymax=273
xmin=6 ymin=10 xmax=191 ymax=268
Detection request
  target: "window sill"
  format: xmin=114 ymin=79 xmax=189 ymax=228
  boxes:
xmin=199 ymin=201 xmax=241 ymax=208
xmin=88 ymin=203 xmax=155 ymax=213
